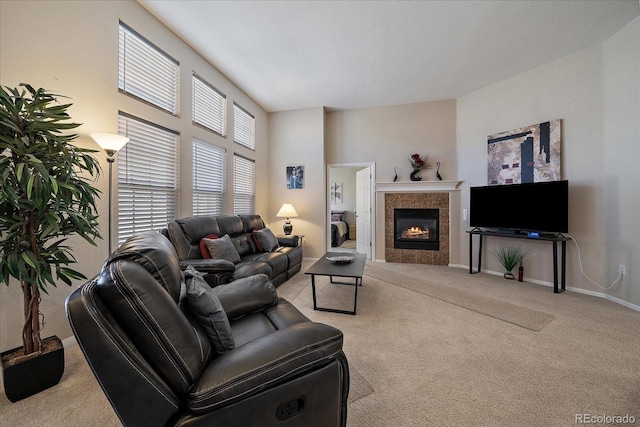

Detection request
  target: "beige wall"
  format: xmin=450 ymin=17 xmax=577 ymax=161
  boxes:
xmin=325 ymin=100 xmax=458 ymax=261
xmin=0 ymin=0 xmax=269 ymax=351
xmin=267 ymin=108 xmax=326 ymax=258
xmin=456 ymin=17 xmax=639 ymax=307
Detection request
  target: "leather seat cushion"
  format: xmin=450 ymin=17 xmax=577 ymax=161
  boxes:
xmin=233 ymin=261 xmax=272 ymax=280
xmin=188 ymin=322 xmax=344 ymax=413
xmin=275 ymin=246 xmax=303 ymax=270
xmin=253 ymin=252 xmax=289 ymax=276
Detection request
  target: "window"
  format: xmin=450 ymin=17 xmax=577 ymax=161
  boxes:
xmin=118 ymin=113 xmax=179 ymax=244
xmin=233 ymin=103 xmax=255 ymax=149
xmin=118 ymin=22 xmax=179 ymax=114
xmin=233 ymin=154 xmax=255 ymax=214
xmin=193 ymin=74 xmax=226 ymax=135
xmin=193 ymin=139 xmax=226 ymax=215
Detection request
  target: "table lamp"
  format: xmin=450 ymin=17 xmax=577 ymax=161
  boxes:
xmin=276 ymin=203 xmax=298 ymax=235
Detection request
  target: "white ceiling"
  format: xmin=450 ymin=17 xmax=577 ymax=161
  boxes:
xmin=138 ymin=0 xmax=639 ymax=113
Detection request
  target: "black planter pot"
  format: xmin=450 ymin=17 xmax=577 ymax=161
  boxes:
xmin=1 ymin=336 xmax=64 ymax=402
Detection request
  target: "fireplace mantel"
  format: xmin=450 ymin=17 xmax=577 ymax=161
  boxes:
xmin=376 ymin=180 xmax=462 ymax=193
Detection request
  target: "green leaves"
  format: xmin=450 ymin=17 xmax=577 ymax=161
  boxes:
xmin=0 ymin=84 xmax=102 ymax=296
xmin=493 ymin=245 xmax=529 ymax=272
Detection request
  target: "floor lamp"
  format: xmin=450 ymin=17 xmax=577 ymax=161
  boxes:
xmin=91 ymin=133 xmax=129 ymax=254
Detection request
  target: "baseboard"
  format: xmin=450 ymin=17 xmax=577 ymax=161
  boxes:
xmin=457 ymin=264 xmax=640 ymax=313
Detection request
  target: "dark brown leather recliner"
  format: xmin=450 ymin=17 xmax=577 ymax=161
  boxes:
xmin=65 ymin=231 xmax=349 ymax=426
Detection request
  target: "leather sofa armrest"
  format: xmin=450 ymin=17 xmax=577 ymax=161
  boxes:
xmin=187 ymin=322 xmax=344 ymax=414
xmin=277 ymin=235 xmax=299 ymax=247
xmin=212 ymin=274 xmax=278 ymax=320
xmin=179 ymin=259 xmax=235 ymax=273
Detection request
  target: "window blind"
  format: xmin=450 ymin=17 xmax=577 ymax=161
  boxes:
xmin=193 ymin=74 xmax=226 ymax=135
xmin=118 ymin=22 xmax=179 ymax=114
xmin=193 ymin=138 xmax=226 ymax=215
xmin=233 ymin=103 xmax=255 ymax=150
xmin=118 ymin=113 xmax=179 ymax=244
xmin=233 ymin=154 xmax=255 ymax=215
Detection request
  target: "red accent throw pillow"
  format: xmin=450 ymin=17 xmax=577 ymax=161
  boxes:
xmin=199 ymin=234 xmax=219 ymax=258
xmin=252 ymin=227 xmax=264 ymax=251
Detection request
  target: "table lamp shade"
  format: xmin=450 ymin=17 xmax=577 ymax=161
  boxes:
xmin=276 ymin=204 xmax=298 ymax=218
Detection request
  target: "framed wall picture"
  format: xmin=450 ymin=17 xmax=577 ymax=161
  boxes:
xmin=286 ymin=165 xmax=304 ymax=189
xmin=331 ymin=182 xmax=342 ymax=204
xmin=330 ymin=182 xmax=343 ymax=203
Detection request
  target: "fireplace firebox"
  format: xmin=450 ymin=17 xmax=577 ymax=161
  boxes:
xmin=394 ymin=208 xmax=439 ymax=250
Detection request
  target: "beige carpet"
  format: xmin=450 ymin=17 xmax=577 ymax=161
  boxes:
xmin=364 ymin=262 xmax=554 ymax=331
xmin=2 ymin=261 xmax=639 ymax=426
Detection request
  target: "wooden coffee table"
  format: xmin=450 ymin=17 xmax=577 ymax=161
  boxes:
xmin=305 ymin=252 xmax=366 ymax=315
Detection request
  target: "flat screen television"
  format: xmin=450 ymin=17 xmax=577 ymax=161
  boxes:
xmin=470 ymin=180 xmax=568 ymax=234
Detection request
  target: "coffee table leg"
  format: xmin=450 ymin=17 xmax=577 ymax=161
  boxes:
xmin=353 ymin=277 xmax=358 ymax=314
xmin=311 ymin=274 xmax=317 ymax=310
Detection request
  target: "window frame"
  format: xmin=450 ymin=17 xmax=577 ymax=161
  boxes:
xmin=117 ymin=112 xmax=180 ymax=244
xmin=118 ymin=21 xmax=180 ymax=115
xmin=233 ymin=102 xmax=256 ymax=150
xmin=192 ymin=73 xmax=227 ymax=136
xmin=192 ymin=138 xmax=226 ymax=216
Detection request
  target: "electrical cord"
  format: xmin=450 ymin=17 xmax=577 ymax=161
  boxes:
xmin=565 ymin=234 xmax=622 ymax=290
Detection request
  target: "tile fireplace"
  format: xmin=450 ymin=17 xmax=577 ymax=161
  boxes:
xmin=384 ymin=192 xmax=450 ymax=265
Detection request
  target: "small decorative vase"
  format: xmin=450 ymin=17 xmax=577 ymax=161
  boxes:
xmin=410 ymin=169 xmax=422 ymax=181
xmin=503 ymin=271 xmax=515 ymax=280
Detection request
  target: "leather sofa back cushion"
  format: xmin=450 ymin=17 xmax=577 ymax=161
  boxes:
xmin=99 ymin=232 xmax=209 ymax=395
xmin=203 ymin=234 xmax=241 ymax=263
xmin=252 ymin=228 xmax=279 ymax=252
xmin=216 ymin=215 xmax=244 ymax=236
xmin=184 ymin=266 xmax=235 ymax=354
xmin=108 ymin=231 xmax=183 ymax=301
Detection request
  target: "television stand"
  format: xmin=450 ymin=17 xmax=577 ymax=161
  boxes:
xmin=467 ymin=229 xmax=567 ymax=293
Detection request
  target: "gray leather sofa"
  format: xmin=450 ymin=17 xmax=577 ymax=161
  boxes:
xmin=165 ymin=214 xmax=302 ymax=286
xmin=66 ymin=231 xmax=349 ymax=426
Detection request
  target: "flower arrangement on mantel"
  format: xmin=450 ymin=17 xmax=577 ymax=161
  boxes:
xmin=409 ymin=153 xmax=431 ymax=171
xmin=409 ymin=153 xmax=432 ymax=181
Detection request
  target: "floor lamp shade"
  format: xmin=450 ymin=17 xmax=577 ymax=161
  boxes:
xmin=276 ymin=203 xmax=298 ymax=235
xmin=91 ymin=133 xmax=129 ymax=157
xmin=90 ymin=133 xmax=129 ymax=254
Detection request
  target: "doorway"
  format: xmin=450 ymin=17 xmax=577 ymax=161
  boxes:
xmin=327 ymin=163 xmax=375 ymax=259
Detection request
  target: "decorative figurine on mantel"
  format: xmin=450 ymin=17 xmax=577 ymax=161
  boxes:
xmin=393 ymin=167 xmax=398 ymax=182
xmin=436 ymin=162 xmax=443 ymax=181
xmin=409 ymin=153 xmax=432 ymax=181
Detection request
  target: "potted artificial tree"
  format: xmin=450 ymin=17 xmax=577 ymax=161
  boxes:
xmin=0 ymin=84 xmax=101 ymax=402
xmin=493 ymin=245 xmax=529 ymax=280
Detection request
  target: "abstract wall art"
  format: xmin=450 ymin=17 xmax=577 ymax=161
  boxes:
xmin=487 ymin=119 xmax=561 ymax=185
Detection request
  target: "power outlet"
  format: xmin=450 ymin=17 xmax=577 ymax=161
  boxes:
xmin=619 ymin=264 xmax=626 ymax=275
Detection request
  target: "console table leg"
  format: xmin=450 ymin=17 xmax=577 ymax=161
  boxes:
xmin=561 ymin=240 xmax=567 ymax=292
xmin=553 ymin=241 xmax=559 ymax=293
xmin=469 ymin=233 xmax=473 ymax=274
xmin=477 ymin=235 xmax=483 ymax=273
